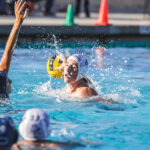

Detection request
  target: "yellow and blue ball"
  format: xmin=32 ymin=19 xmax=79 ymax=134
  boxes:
xmin=47 ymin=55 xmax=64 ymax=79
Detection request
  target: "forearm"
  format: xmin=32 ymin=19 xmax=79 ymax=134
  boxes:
xmin=6 ymin=19 xmax=22 ymax=54
xmin=0 ymin=19 xmax=22 ymax=74
xmin=95 ymin=98 xmax=117 ymax=104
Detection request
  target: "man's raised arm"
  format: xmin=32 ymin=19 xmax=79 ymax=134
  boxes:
xmin=0 ymin=0 xmax=28 ymax=74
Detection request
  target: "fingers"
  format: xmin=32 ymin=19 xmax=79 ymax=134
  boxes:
xmin=15 ymin=1 xmax=17 ymax=10
xmin=15 ymin=0 xmax=19 ymax=7
xmin=55 ymin=63 xmax=65 ymax=70
xmin=15 ymin=0 xmax=26 ymax=12
xmin=17 ymin=0 xmax=24 ymax=9
xmin=23 ymin=8 xmax=28 ymax=19
xmin=14 ymin=0 xmax=28 ymax=22
xmin=16 ymin=0 xmax=22 ymax=9
xmin=18 ymin=1 xmax=27 ymax=14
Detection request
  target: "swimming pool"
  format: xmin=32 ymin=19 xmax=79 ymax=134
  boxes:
xmin=0 ymin=41 xmax=150 ymax=150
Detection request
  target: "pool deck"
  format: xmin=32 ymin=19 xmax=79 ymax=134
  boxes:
xmin=0 ymin=13 xmax=150 ymax=42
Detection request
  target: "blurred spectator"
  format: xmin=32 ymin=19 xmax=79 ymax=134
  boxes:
xmin=26 ymin=1 xmax=34 ymax=12
xmin=95 ymin=48 xmax=105 ymax=68
xmin=6 ymin=0 xmax=14 ymax=15
xmin=75 ymin=0 xmax=90 ymax=17
xmin=58 ymin=5 xmax=67 ymax=13
xmin=0 ymin=0 xmax=6 ymax=15
xmin=0 ymin=115 xmax=18 ymax=149
xmin=0 ymin=0 xmax=15 ymax=16
xmin=45 ymin=0 xmax=55 ymax=16
xmin=144 ymin=0 xmax=150 ymax=17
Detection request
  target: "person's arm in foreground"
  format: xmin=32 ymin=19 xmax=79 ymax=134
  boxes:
xmin=0 ymin=0 xmax=28 ymax=74
xmin=94 ymin=97 xmax=116 ymax=104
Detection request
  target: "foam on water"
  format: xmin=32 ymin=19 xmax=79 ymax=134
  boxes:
xmin=0 ymin=98 xmax=10 ymax=105
xmin=34 ymin=80 xmax=140 ymax=110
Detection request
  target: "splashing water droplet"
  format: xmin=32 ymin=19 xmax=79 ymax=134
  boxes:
xmin=52 ymin=35 xmax=59 ymax=54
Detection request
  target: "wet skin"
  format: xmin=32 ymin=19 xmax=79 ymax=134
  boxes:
xmin=64 ymin=59 xmax=78 ymax=84
xmin=63 ymin=58 xmax=115 ymax=103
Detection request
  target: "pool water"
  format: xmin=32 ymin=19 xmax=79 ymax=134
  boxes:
xmin=0 ymin=42 xmax=150 ymax=150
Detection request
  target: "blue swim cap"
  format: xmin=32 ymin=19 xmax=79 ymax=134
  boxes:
xmin=0 ymin=72 xmax=8 ymax=98
xmin=0 ymin=72 xmax=7 ymax=94
xmin=19 ymin=108 xmax=50 ymax=141
xmin=0 ymin=115 xmax=18 ymax=147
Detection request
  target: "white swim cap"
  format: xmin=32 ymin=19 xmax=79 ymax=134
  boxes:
xmin=19 ymin=108 xmax=50 ymax=141
xmin=67 ymin=54 xmax=88 ymax=81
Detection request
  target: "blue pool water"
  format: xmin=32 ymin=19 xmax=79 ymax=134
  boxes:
xmin=0 ymin=42 xmax=150 ymax=149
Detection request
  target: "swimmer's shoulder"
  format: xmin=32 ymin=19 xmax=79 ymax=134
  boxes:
xmin=11 ymin=141 xmax=34 ymax=150
xmin=44 ymin=140 xmax=84 ymax=150
xmin=12 ymin=140 xmax=83 ymax=150
xmin=76 ymin=86 xmax=98 ymax=98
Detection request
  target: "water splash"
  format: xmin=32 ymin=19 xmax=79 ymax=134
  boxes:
xmin=33 ymin=45 xmax=142 ymax=109
xmin=0 ymin=98 xmax=10 ymax=105
xmin=52 ymin=35 xmax=59 ymax=54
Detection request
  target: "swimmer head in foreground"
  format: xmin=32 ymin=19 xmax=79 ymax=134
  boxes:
xmin=57 ymin=53 xmax=115 ymax=104
xmin=13 ymin=108 xmax=83 ymax=150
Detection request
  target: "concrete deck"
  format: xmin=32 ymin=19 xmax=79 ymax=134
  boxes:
xmin=1 ymin=13 xmax=150 ymax=26
xmin=0 ymin=13 xmax=150 ymax=42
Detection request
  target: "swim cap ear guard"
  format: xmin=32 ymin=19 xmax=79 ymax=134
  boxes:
xmin=47 ymin=55 xmax=64 ymax=79
xmin=67 ymin=54 xmax=88 ymax=81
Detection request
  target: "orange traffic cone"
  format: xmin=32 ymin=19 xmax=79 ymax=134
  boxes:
xmin=94 ymin=0 xmax=109 ymax=26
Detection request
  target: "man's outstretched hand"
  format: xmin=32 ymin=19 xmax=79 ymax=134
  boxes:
xmin=15 ymin=0 xmax=28 ymax=23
